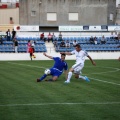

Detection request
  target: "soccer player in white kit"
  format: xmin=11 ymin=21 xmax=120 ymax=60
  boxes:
xmin=61 ymin=44 xmax=96 ymax=83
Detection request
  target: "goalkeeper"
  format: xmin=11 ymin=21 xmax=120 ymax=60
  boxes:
xmin=37 ymin=53 xmax=68 ymax=82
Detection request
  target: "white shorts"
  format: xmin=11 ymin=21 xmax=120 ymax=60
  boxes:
xmin=72 ymin=62 xmax=84 ymax=74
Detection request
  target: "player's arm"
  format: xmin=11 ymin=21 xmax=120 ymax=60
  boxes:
xmin=64 ymin=70 xmax=68 ymax=80
xmin=43 ymin=53 xmax=53 ymax=59
xmin=60 ymin=52 xmax=72 ymax=55
xmin=63 ymin=62 xmax=69 ymax=79
xmin=87 ymin=55 xmax=96 ymax=66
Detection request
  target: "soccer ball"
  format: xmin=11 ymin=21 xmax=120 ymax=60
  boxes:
xmin=44 ymin=69 xmax=51 ymax=75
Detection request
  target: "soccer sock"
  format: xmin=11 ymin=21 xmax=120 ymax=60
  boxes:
xmin=79 ymin=75 xmax=86 ymax=80
xmin=67 ymin=72 xmax=72 ymax=82
xmin=40 ymin=74 xmax=47 ymax=81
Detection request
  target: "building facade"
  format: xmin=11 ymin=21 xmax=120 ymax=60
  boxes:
xmin=19 ymin=0 xmax=116 ymax=26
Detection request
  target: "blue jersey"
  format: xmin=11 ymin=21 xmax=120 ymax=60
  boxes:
xmin=52 ymin=57 xmax=68 ymax=72
xmin=49 ymin=57 xmax=68 ymax=77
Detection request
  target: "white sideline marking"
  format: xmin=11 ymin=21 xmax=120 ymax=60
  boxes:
xmin=89 ymin=77 xmax=120 ymax=86
xmin=0 ymin=102 xmax=120 ymax=107
xmin=85 ymin=66 xmax=120 ymax=75
xmin=8 ymin=62 xmax=47 ymax=69
xmin=8 ymin=62 xmax=120 ymax=86
xmin=86 ymin=70 xmax=119 ymax=75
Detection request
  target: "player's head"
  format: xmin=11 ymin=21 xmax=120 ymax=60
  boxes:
xmin=75 ymin=44 xmax=81 ymax=51
xmin=61 ymin=53 xmax=66 ymax=61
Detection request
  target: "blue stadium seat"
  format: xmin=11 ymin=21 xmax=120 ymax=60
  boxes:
xmin=2 ymin=37 xmax=7 ymax=41
xmin=69 ymin=37 xmax=74 ymax=41
xmin=16 ymin=37 xmax=21 ymax=41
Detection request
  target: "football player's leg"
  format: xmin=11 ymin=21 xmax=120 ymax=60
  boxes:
xmin=65 ymin=67 xmax=74 ymax=83
xmin=45 ymin=70 xmax=61 ymax=82
xmin=30 ymin=53 xmax=32 ymax=60
xmin=79 ymin=75 xmax=90 ymax=82
xmin=79 ymin=72 xmax=90 ymax=81
xmin=45 ymin=75 xmax=59 ymax=82
xmin=73 ymin=67 xmax=82 ymax=80
xmin=51 ymin=70 xmax=61 ymax=81
xmin=65 ymin=63 xmax=81 ymax=83
xmin=77 ymin=65 xmax=90 ymax=82
xmin=74 ymin=74 xmax=79 ymax=79
xmin=40 ymin=68 xmax=53 ymax=81
xmin=40 ymin=74 xmax=47 ymax=81
xmin=37 ymin=68 xmax=52 ymax=82
xmin=52 ymin=76 xmax=58 ymax=81
xmin=37 ymin=74 xmax=47 ymax=82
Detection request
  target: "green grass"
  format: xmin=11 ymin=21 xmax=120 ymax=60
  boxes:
xmin=0 ymin=60 xmax=120 ymax=120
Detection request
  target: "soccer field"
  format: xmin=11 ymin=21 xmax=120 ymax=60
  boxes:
xmin=0 ymin=60 xmax=120 ymax=120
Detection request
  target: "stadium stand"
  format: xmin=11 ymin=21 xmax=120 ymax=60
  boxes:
xmin=0 ymin=31 xmax=120 ymax=53
xmin=54 ymin=37 xmax=120 ymax=52
xmin=0 ymin=37 xmax=47 ymax=53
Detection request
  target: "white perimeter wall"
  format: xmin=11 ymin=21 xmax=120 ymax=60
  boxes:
xmin=0 ymin=31 xmax=113 ymax=37
xmin=0 ymin=52 xmax=119 ymax=61
xmin=15 ymin=32 xmax=111 ymax=38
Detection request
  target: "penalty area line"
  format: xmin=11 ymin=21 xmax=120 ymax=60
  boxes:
xmin=0 ymin=102 xmax=120 ymax=107
xmin=89 ymin=77 xmax=120 ymax=86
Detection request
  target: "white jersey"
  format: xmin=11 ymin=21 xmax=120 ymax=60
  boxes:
xmin=71 ymin=50 xmax=88 ymax=64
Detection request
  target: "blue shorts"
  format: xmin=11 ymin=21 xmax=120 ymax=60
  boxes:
xmin=50 ymin=68 xmax=62 ymax=77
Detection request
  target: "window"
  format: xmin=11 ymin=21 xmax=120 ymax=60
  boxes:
xmin=101 ymin=25 xmax=108 ymax=29
xmin=83 ymin=26 xmax=89 ymax=30
xmin=110 ymin=13 xmax=113 ymax=21
xmin=31 ymin=11 xmax=36 ymax=16
xmin=69 ymin=13 xmax=78 ymax=21
xmin=47 ymin=13 xmax=57 ymax=21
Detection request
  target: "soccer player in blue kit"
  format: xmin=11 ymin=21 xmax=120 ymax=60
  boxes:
xmin=37 ymin=53 xmax=68 ymax=82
